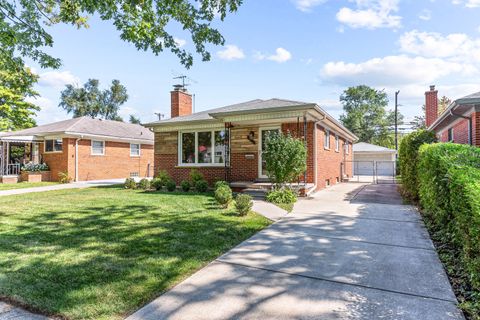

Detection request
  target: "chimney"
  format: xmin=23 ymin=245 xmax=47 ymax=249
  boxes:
xmin=171 ymin=85 xmax=192 ymax=118
xmin=425 ymin=85 xmax=438 ymax=128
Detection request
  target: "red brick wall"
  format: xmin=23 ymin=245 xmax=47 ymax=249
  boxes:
xmin=281 ymin=122 xmax=315 ymax=183
xmin=315 ymin=124 xmax=353 ymax=191
xmin=77 ymin=140 xmax=153 ymax=181
xmin=171 ymin=90 xmax=192 ymax=118
xmin=41 ymin=138 xmax=153 ymax=182
xmin=474 ymin=112 xmax=480 ymax=146
xmin=437 ymin=113 xmax=480 ymax=146
xmin=40 ymin=138 xmax=73 ymax=181
xmin=425 ymin=87 xmax=438 ymax=128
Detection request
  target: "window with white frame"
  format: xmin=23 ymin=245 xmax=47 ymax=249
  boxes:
xmin=91 ymin=140 xmax=105 ymax=155
xmin=324 ymin=129 xmax=330 ymax=149
xmin=44 ymin=139 xmax=63 ymax=152
xmin=180 ymin=130 xmax=227 ymax=165
xmin=345 ymin=142 xmax=350 ymax=154
xmin=448 ymin=128 xmax=454 ymax=142
xmin=335 ymin=134 xmax=339 ymax=152
xmin=130 ymin=143 xmax=140 ymax=157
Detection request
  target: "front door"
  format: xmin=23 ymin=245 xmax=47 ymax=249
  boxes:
xmin=259 ymin=127 xmax=280 ymax=179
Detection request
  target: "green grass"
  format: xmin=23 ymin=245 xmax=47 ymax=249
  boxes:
xmin=273 ymin=202 xmax=294 ymax=213
xmin=0 ymin=186 xmax=270 ymax=319
xmin=0 ymin=181 xmax=58 ymax=191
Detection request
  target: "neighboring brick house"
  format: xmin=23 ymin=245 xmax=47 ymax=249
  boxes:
xmin=426 ymin=85 xmax=480 ymax=146
xmin=145 ymin=87 xmax=358 ymax=193
xmin=0 ymin=117 xmax=154 ymax=183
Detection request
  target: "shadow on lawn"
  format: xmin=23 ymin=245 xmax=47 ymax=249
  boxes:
xmin=0 ymin=194 xmax=266 ymax=319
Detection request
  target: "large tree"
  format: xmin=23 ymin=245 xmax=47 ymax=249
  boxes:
xmin=59 ymin=79 xmax=128 ymax=120
xmin=339 ymin=85 xmax=403 ymax=149
xmin=0 ymin=0 xmax=242 ymax=73
xmin=0 ymin=55 xmax=40 ymax=131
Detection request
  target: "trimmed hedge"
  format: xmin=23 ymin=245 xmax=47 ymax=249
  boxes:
xmin=417 ymin=143 xmax=480 ymax=295
xmin=398 ymin=130 xmax=437 ymax=200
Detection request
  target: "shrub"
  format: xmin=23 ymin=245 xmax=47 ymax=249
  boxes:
xmin=235 ymin=194 xmax=253 ymax=216
xmin=180 ymin=180 xmax=191 ymax=192
xmin=398 ymin=130 xmax=436 ymax=200
xmin=58 ymin=171 xmax=72 ymax=184
xmin=263 ymin=132 xmax=307 ymax=187
xmin=215 ymin=185 xmax=233 ymax=208
xmin=266 ymin=188 xmax=297 ymax=204
xmin=195 ymin=179 xmax=208 ymax=192
xmin=189 ymin=169 xmax=204 ymax=185
xmin=151 ymin=178 xmax=163 ymax=190
xmin=165 ymin=180 xmax=176 ymax=192
xmin=416 ymin=143 xmax=480 ymax=293
xmin=138 ymin=178 xmax=151 ymax=190
xmin=156 ymin=170 xmax=171 ymax=186
xmin=124 ymin=178 xmax=137 ymax=189
xmin=21 ymin=162 xmax=49 ymax=172
xmin=214 ymin=180 xmax=229 ymax=190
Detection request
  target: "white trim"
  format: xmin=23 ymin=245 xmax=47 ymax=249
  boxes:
xmin=324 ymin=129 xmax=330 ymax=150
xmin=335 ymin=134 xmax=339 ymax=152
xmin=178 ymin=129 xmax=228 ymax=166
xmin=130 ymin=143 xmax=141 ymax=157
xmin=91 ymin=140 xmax=105 ymax=156
xmin=258 ymin=126 xmax=281 ymax=179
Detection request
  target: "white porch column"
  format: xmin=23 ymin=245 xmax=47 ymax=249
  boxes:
xmin=6 ymin=141 xmax=9 ymax=174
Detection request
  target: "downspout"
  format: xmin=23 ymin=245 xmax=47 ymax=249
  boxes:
xmin=75 ymin=136 xmax=83 ymax=182
xmin=450 ymin=110 xmax=473 ymax=145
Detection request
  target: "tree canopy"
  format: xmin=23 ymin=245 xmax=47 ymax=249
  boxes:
xmin=339 ymin=85 xmax=403 ymax=149
xmin=129 ymin=115 xmax=141 ymax=125
xmin=59 ymin=79 xmax=128 ymax=120
xmin=0 ymin=0 xmax=242 ymax=73
xmin=0 ymin=56 xmax=40 ymax=131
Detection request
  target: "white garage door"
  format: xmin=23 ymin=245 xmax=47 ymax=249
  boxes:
xmin=354 ymin=161 xmax=374 ymax=175
xmin=354 ymin=153 xmax=395 ymax=176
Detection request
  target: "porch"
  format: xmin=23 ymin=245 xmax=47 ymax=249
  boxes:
xmin=0 ymin=136 xmax=43 ymax=183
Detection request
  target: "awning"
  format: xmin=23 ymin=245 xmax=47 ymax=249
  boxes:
xmin=0 ymin=135 xmax=43 ymax=143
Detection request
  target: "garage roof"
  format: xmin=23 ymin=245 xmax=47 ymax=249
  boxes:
xmin=353 ymin=142 xmax=396 ymax=153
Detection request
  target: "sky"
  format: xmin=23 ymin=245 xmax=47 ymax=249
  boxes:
xmin=26 ymin=0 xmax=480 ymax=125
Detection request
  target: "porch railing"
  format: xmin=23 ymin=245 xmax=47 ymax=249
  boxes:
xmin=5 ymin=163 xmax=21 ymax=176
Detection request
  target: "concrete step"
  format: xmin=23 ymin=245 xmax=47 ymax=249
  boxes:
xmin=242 ymin=188 xmax=267 ymax=200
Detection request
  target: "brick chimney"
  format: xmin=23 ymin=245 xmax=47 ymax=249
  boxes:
xmin=171 ymin=85 xmax=192 ymax=118
xmin=425 ymin=85 xmax=438 ymax=128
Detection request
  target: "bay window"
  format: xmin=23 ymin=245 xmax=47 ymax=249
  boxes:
xmin=180 ymin=129 xmax=227 ymax=165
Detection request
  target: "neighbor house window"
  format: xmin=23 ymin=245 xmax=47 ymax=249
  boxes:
xmin=324 ymin=129 xmax=330 ymax=149
xmin=448 ymin=128 xmax=454 ymax=142
xmin=130 ymin=143 xmax=140 ymax=157
xmin=335 ymin=134 xmax=339 ymax=152
xmin=91 ymin=140 xmax=105 ymax=155
xmin=44 ymin=139 xmax=63 ymax=152
xmin=180 ymin=130 xmax=227 ymax=165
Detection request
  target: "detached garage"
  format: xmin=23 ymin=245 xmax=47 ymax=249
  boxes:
xmin=353 ymin=142 xmax=397 ymax=176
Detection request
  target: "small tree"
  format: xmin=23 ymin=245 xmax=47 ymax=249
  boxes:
xmin=263 ymin=132 xmax=307 ymax=188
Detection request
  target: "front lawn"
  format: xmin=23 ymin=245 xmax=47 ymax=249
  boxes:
xmin=0 ymin=186 xmax=270 ymax=319
xmin=0 ymin=181 xmax=58 ymax=191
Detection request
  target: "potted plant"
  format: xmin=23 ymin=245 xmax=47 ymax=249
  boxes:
xmin=20 ymin=162 xmax=51 ymax=182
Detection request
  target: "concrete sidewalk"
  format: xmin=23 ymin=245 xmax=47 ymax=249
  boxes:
xmin=0 ymin=179 xmax=124 ymax=197
xmin=127 ymin=183 xmax=463 ymax=320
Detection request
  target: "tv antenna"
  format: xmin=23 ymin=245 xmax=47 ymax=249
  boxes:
xmin=171 ymin=70 xmax=198 ymax=91
xmin=154 ymin=112 xmax=165 ymax=121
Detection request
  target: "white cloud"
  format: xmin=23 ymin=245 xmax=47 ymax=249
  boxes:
xmin=174 ymin=38 xmax=186 ymax=48
xmin=336 ymin=0 xmax=402 ymax=29
xmin=26 ymin=96 xmax=69 ymax=125
xmin=255 ymin=48 xmax=292 ymax=63
xmin=452 ymin=0 xmax=480 ymax=7
xmin=321 ymin=55 xmax=473 ymax=86
xmin=217 ymin=45 xmax=245 ymax=60
xmin=292 ymin=0 xmax=327 ymax=12
xmin=38 ymin=70 xmax=80 ymax=88
xmin=418 ymin=9 xmax=431 ymax=21
xmin=118 ymin=106 xmax=139 ymax=120
xmin=399 ymin=30 xmax=480 ymax=62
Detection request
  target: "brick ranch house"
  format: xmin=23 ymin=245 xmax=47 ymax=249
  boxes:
xmin=426 ymin=85 xmax=480 ymax=146
xmin=145 ymin=87 xmax=358 ymax=193
xmin=0 ymin=117 xmax=154 ymax=183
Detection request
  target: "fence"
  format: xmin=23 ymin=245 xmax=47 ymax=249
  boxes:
xmin=342 ymin=160 xmax=396 ymax=184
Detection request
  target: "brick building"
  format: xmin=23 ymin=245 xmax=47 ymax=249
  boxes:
xmin=426 ymin=85 xmax=480 ymax=146
xmin=0 ymin=117 xmax=154 ymax=183
xmin=146 ymin=86 xmax=357 ymax=194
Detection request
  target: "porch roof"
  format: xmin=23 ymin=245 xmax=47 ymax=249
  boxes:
xmin=0 ymin=135 xmax=42 ymax=143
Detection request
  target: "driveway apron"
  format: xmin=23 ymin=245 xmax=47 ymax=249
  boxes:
xmin=128 ymin=183 xmax=464 ymax=320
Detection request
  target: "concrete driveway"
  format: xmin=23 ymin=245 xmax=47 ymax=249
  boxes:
xmin=127 ymin=183 xmax=463 ymax=320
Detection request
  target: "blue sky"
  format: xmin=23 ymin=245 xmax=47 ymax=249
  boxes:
xmin=27 ymin=0 xmax=480 ymax=125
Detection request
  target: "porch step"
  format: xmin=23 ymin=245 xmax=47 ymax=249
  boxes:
xmin=242 ymin=188 xmax=267 ymax=200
